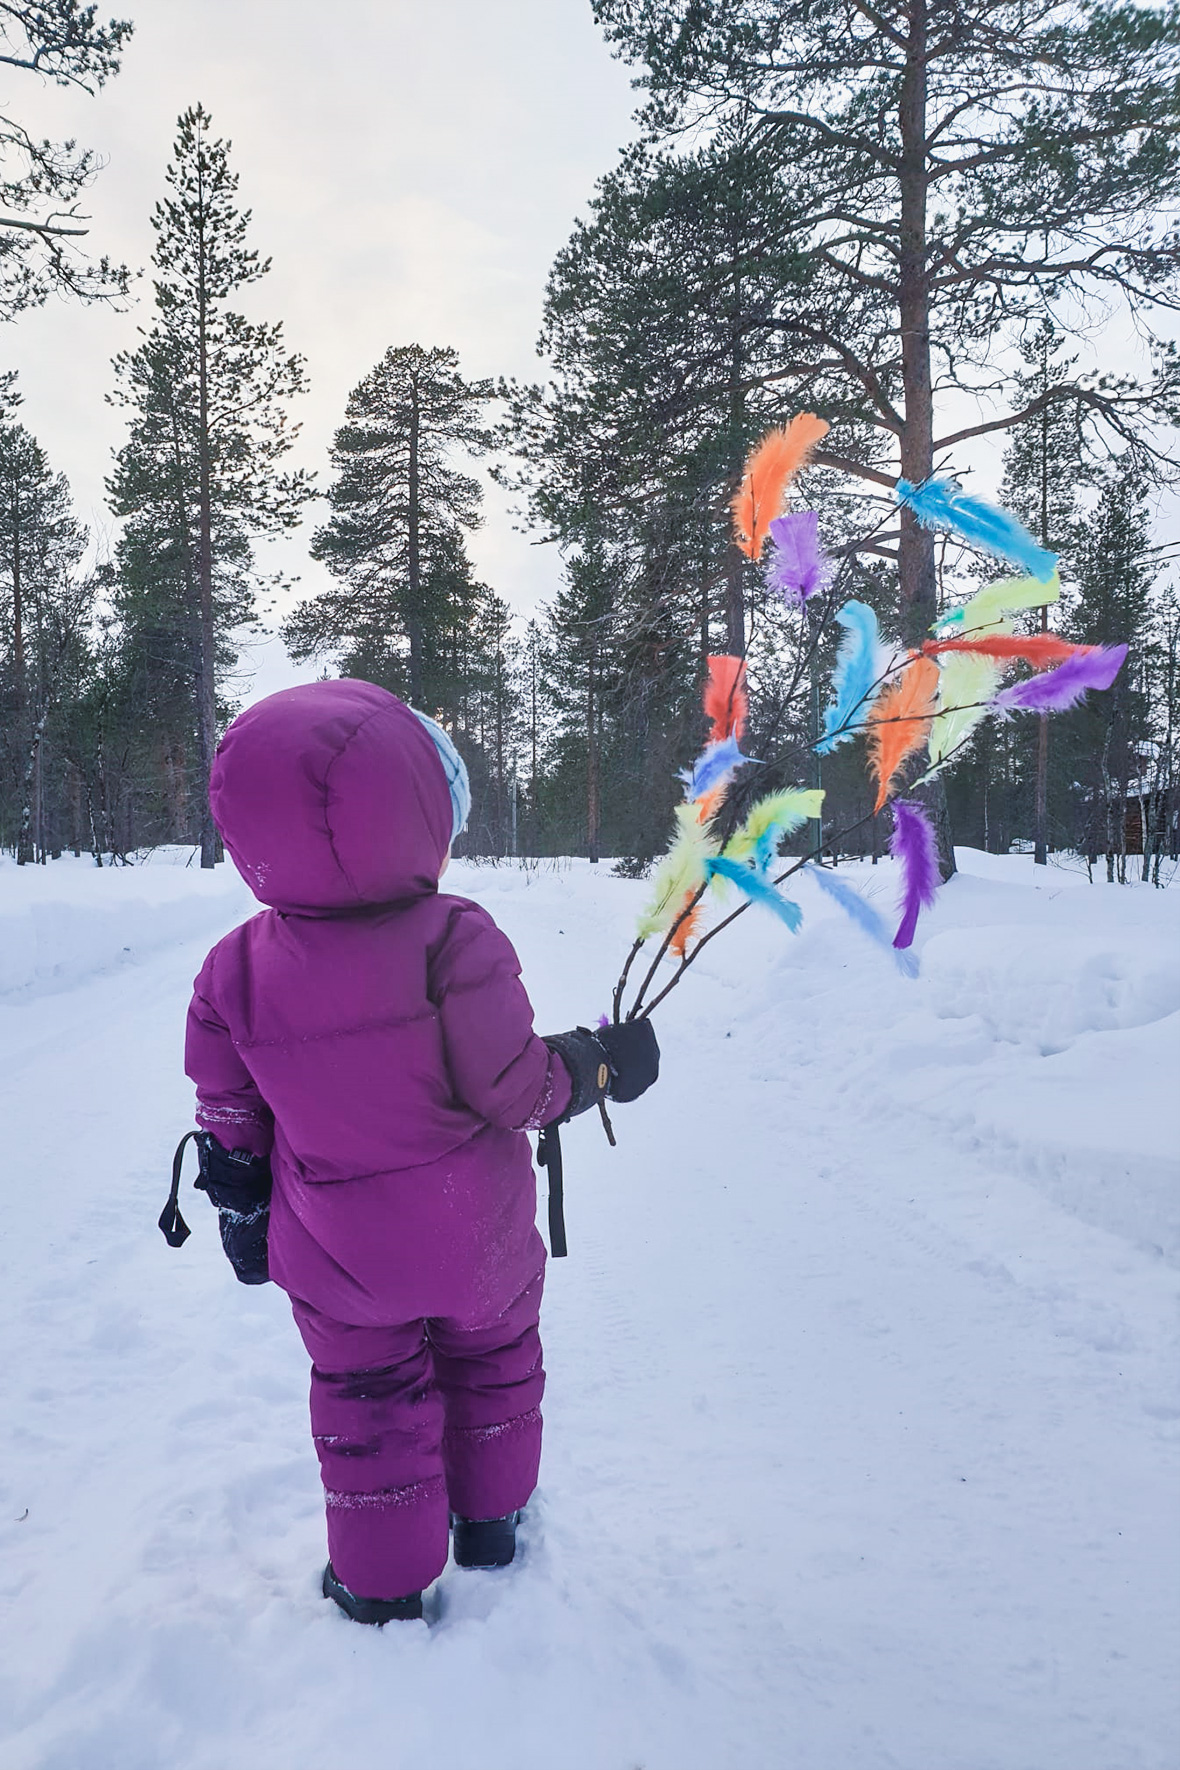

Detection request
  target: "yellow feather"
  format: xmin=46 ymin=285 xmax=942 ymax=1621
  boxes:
xmin=955 ymin=569 xmax=1061 ymax=635
xmin=636 ymin=804 xmax=720 ymax=939
xmin=927 ymin=650 xmax=1005 ymax=769
xmin=724 ymin=790 xmax=825 ymax=864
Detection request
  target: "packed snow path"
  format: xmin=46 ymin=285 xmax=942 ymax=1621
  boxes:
xmin=1 ymin=852 xmax=1177 ymax=1770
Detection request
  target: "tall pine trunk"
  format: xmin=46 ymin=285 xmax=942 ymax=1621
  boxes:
xmin=724 ymin=281 xmax=746 ymax=656
xmin=12 ymin=502 xmax=32 ymax=863
xmin=587 ymin=641 xmax=601 ymax=863
xmin=406 ymin=374 xmax=424 ymax=704
xmin=195 ymin=146 xmax=219 ymax=870
xmin=1034 ymin=399 xmax=1052 ymax=864
xmin=898 ymin=0 xmax=954 ymax=876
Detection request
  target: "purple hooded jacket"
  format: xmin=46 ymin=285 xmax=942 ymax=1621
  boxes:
xmin=185 ymin=680 xmax=571 ymax=1327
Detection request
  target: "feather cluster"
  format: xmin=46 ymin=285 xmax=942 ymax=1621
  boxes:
xmin=635 ymin=654 xmax=756 ymax=954
xmin=867 ymin=654 xmax=941 ymax=812
xmin=621 ymin=434 xmax=1137 ymax=1026
xmin=732 ymin=416 xmax=830 ymax=560
xmin=817 ymin=602 xmax=900 ymax=753
xmin=636 ymin=803 xmax=720 ymax=941
xmin=897 ymin=478 xmax=1058 ymax=583
xmin=765 ymin=511 xmax=829 ymax=605
xmin=991 ymin=644 xmax=1128 ymax=714
xmin=890 ymin=799 xmax=941 ymax=950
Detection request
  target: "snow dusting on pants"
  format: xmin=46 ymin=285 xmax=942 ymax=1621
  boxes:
xmin=291 ymin=1271 xmax=545 ymax=1599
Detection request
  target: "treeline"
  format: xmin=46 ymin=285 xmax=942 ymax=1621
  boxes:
xmin=3 ymin=0 xmax=1180 ymax=875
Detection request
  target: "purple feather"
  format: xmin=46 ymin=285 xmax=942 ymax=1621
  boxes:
xmin=890 ymin=799 xmax=940 ymax=950
xmin=991 ymin=644 xmax=1128 ymax=714
xmin=765 ymin=512 xmax=828 ymax=605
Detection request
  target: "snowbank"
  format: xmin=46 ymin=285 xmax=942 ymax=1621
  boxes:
xmin=0 ymin=849 xmax=255 ymax=999
xmin=0 ymin=845 xmax=1176 ymax=1769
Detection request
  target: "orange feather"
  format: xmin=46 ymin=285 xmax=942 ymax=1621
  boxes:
xmin=867 ymin=654 xmax=940 ymax=813
xmin=693 ymin=786 xmax=726 ymax=825
xmin=668 ymin=892 xmax=702 ymax=957
xmin=731 ymin=415 xmax=830 ymax=560
xmin=704 ymin=655 xmax=748 ymax=741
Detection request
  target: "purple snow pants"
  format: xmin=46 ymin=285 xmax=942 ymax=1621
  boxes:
xmin=290 ymin=1272 xmax=545 ymax=1600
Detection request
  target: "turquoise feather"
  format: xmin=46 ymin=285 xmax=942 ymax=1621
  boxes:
xmin=817 ymin=602 xmax=891 ymax=753
xmin=705 ymin=856 xmax=803 ymax=931
xmin=896 ymin=478 xmax=1057 ymax=583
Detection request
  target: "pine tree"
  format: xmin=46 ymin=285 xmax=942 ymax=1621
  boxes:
xmin=0 ymin=1 xmax=133 ymax=316
xmin=998 ymin=319 xmax=1088 ymax=863
xmin=453 ymin=586 xmax=521 ymax=856
xmin=538 ymin=547 xmax=619 ymax=863
xmin=592 ymin=0 xmax=1180 ymax=634
xmin=108 ymin=105 xmax=312 ymax=865
xmin=1065 ymin=474 xmax=1156 ymax=878
xmin=285 ymin=344 xmax=494 ymax=707
xmin=506 ymin=142 xmax=854 ymax=855
xmin=591 ymin=0 xmax=1180 ymax=872
xmin=0 ymin=401 xmax=90 ymax=860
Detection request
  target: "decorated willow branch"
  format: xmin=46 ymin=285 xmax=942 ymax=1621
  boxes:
xmin=610 ymin=419 xmax=1128 ymax=1025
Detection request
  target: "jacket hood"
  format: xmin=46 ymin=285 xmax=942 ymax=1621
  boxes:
xmin=209 ymin=679 xmax=454 ymax=913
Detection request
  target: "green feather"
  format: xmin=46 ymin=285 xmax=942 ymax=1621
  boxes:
xmin=939 ymin=570 xmax=1061 ymax=637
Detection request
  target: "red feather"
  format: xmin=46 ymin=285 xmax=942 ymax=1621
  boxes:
xmin=704 ymin=655 xmax=748 ymax=741
xmin=923 ymin=634 xmax=1090 ymax=667
xmin=731 ymin=416 xmax=830 ymax=560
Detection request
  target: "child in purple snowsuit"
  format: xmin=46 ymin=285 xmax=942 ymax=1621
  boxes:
xmin=184 ymin=679 xmax=657 ymax=1620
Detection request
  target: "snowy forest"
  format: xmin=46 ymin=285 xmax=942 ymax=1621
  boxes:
xmin=3 ymin=6 xmax=1180 ymax=1767
xmin=1 ymin=0 xmax=1178 ymax=876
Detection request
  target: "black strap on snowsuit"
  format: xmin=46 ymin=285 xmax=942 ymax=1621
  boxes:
xmin=536 ymin=1122 xmax=567 ymax=1259
xmin=158 ymin=1130 xmax=197 ymax=1247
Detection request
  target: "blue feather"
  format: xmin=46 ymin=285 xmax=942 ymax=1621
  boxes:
xmin=896 ymin=478 xmax=1057 ymax=584
xmin=807 ymin=864 xmax=918 ymax=976
xmin=817 ymin=601 xmax=886 ymax=753
xmin=753 ymin=827 xmax=778 ymax=873
xmin=680 ymin=734 xmax=757 ymax=799
xmin=706 ymin=856 xmax=803 ymax=931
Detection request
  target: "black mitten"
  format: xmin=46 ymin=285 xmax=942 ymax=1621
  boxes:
xmin=543 ymin=1020 xmax=660 ymax=1122
xmin=595 ymin=1018 xmax=660 ymax=1102
xmin=193 ymin=1133 xmax=272 ymax=1286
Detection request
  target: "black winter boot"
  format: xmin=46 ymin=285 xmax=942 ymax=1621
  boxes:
xmin=451 ymin=1511 xmax=520 ymax=1569
xmin=322 ymin=1561 xmax=423 ymax=1623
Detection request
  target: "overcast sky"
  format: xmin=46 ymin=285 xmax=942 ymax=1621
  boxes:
xmin=8 ymin=0 xmax=639 ymax=700
xmin=7 ymin=2 xmax=1175 ymax=709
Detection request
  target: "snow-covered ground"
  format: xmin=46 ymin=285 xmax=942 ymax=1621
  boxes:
xmin=1 ymin=847 xmax=1177 ymax=1769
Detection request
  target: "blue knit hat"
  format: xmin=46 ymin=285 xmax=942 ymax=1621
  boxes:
xmin=411 ymin=709 xmax=470 ymax=842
